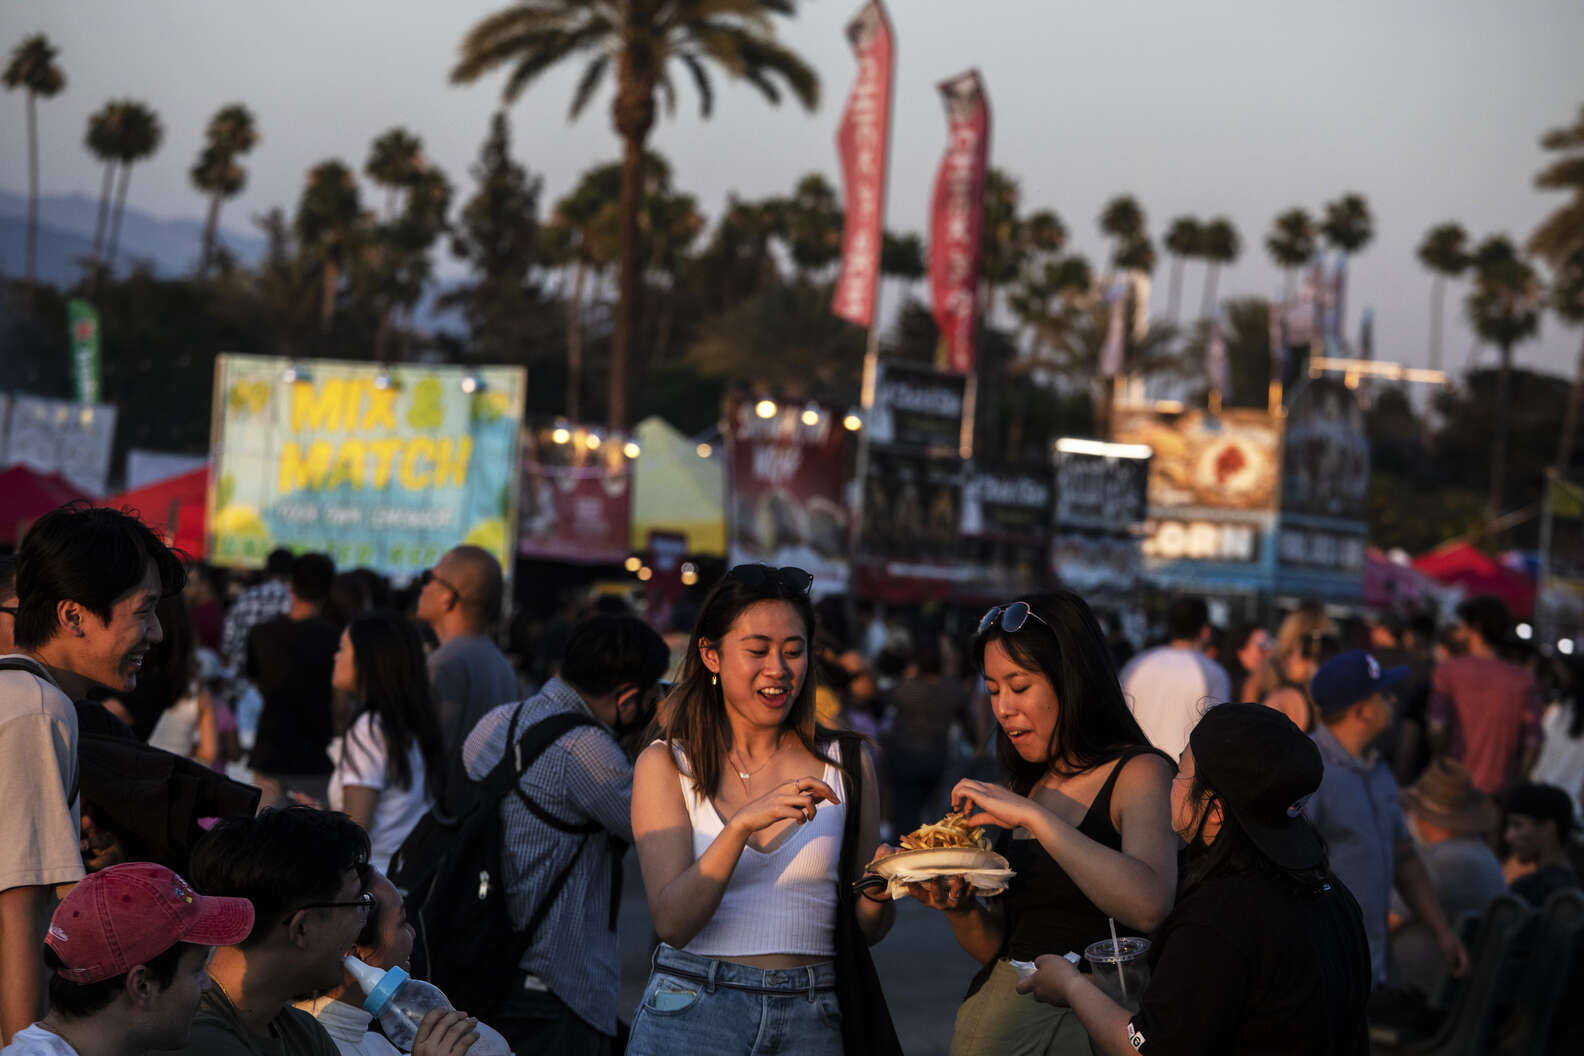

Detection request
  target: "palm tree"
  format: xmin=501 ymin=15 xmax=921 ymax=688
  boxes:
xmin=3 ymin=33 xmax=66 ymax=298
xmin=1465 ymin=235 xmax=1542 ymax=524
xmin=880 ymin=229 xmax=925 ymax=302
xmin=104 ymin=101 xmax=162 ymax=272
xmin=543 ymin=158 xmax=624 ymax=421
xmin=1416 ymin=222 xmax=1470 ymax=373
xmin=84 ymin=101 xmax=126 ymax=283
xmin=1099 ymin=195 xmax=1144 ymax=243
xmin=191 ymin=104 xmax=258 ymax=275
xmin=366 ymin=127 xmax=424 ymax=217
xmin=780 ymin=172 xmax=843 ymax=279
xmin=1265 ymin=207 xmax=1315 ymax=306
xmin=1527 ymin=105 xmax=1584 ymax=475
xmin=1319 ymin=192 xmax=1373 ymax=339
xmin=1198 ymin=216 xmax=1240 ymax=321
xmin=1163 ymin=216 xmax=1201 ymax=323
xmin=295 ymin=160 xmax=365 ymax=333
xmin=452 ymin=0 xmax=819 ymax=432
xmin=1549 ymin=252 xmax=1584 ymax=477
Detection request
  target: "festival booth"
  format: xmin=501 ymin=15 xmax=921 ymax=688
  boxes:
xmin=1362 ymin=547 xmax=1445 ymax=615
xmin=630 ymin=416 xmax=726 ymax=557
xmin=1112 ymin=376 xmax=1370 ymax=623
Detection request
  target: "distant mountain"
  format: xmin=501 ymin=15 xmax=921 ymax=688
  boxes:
xmin=0 ymin=189 xmax=267 ymax=287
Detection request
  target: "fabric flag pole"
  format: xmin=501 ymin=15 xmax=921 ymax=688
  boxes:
xmin=928 ymin=69 xmax=991 ymax=375
xmin=1130 ymin=271 xmax=1151 ymax=344
xmin=1268 ymin=291 xmax=1287 ymax=414
xmin=1359 ymin=306 xmax=1375 ymax=362
xmin=68 ymin=299 xmax=102 ymax=404
xmin=832 ymin=0 xmax=894 ymax=329
xmin=1207 ymin=305 xmax=1229 ymax=413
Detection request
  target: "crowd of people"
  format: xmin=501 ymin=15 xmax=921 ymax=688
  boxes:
xmin=0 ymin=502 xmax=1580 ymax=1055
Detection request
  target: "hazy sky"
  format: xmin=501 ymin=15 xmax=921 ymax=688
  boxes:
xmin=3 ymin=0 xmax=1582 ymax=376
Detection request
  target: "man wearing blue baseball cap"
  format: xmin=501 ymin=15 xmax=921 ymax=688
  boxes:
xmin=1302 ymin=650 xmax=1470 ymax=990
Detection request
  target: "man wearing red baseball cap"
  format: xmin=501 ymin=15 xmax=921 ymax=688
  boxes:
xmin=2 ymin=862 xmax=253 ymax=1056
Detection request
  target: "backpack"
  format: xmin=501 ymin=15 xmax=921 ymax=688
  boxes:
xmin=386 ymin=705 xmax=605 ymax=1017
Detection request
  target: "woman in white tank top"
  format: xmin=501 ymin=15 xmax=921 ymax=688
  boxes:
xmin=628 ymin=564 xmax=895 ymax=1055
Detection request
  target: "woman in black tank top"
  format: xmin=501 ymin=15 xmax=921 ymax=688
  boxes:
xmin=882 ymin=592 xmax=1179 ymax=1056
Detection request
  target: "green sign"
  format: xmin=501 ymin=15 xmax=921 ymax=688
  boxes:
xmin=208 ymin=355 xmax=526 ymax=576
xmin=67 ymin=299 xmax=101 ymax=404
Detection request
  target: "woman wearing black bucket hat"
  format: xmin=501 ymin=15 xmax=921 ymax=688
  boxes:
xmin=1017 ymin=704 xmax=1371 ymax=1055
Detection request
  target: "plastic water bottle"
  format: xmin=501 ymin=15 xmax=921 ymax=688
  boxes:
xmin=342 ymin=956 xmax=513 ymax=1055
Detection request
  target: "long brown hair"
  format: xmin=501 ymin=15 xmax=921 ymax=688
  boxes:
xmin=660 ymin=567 xmax=832 ymax=797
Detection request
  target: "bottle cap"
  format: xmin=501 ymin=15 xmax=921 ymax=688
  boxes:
xmin=343 ymin=955 xmax=408 ymax=1017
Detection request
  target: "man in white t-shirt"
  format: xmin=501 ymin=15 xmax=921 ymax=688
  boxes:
xmin=1 ymin=861 xmax=253 ymax=1056
xmin=1119 ymin=596 xmax=1232 ymax=760
xmin=2 ymin=506 xmax=187 ymax=1044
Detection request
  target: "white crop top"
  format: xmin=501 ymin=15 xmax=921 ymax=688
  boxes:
xmin=669 ymin=744 xmax=845 ymax=959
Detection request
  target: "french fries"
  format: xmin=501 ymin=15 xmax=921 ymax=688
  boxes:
xmin=898 ymin=811 xmax=991 ymax=852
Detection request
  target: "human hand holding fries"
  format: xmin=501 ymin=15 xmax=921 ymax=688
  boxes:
xmin=951 ymin=778 xmax=1037 ymax=831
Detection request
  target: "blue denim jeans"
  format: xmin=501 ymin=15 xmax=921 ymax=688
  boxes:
xmin=626 ymin=945 xmax=842 ymax=1056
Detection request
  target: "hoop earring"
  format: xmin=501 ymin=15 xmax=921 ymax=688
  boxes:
xmin=711 ymin=673 xmax=719 ymax=687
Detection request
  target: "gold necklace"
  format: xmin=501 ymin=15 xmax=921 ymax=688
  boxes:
xmin=730 ymin=738 xmax=782 ymax=788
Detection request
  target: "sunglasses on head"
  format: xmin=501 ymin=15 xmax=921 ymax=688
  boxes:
xmin=976 ymin=600 xmax=1050 ymax=638
xmin=726 ymin=564 xmax=814 ymax=595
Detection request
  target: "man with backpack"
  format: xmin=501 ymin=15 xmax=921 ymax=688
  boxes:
xmin=458 ymin=615 xmax=670 ymax=1055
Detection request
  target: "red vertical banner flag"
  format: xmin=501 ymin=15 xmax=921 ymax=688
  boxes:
xmin=832 ymin=1 xmax=895 ymax=328
xmin=929 ymin=70 xmax=991 ymax=374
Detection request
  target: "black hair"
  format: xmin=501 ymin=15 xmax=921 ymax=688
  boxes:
xmin=345 ymin=611 xmax=445 ymax=794
xmin=266 ymin=547 xmax=295 ymax=577
xmin=1181 ymin=769 xmax=1331 ymax=897
xmin=561 ymin=615 xmax=670 ymax=698
xmin=324 ymin=572 xmax=372 ymax=627
xmin=290 ymin=553 xmax=335 ymax=605
xmin=1505 ymin=782 xmax=1577 ymax=840
xmin=188 ymin=806 xmax=370 ymax=947
xmin=1165 ymin=596 xmax=1210 ymax=642
xmin=914 ymin=635 xmax=944 ymax=677
xmin=14 ymin=504 xmax=187 ymax=650
xmin=0 ymin=552 xmax=16 ymax=596
xmin=43 ymin=941 xmax=191 ymax=1019
xmin=972 ymin=590 xmax=1152 ymax=792
xmin=1456 ymin=594 xmax=1512 ymax=648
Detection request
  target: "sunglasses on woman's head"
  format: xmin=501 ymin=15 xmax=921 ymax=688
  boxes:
xmin=976 ymin=601 xmax=1050 ymax=638
xmin=726 ymin=564 xmax=814 ymax=595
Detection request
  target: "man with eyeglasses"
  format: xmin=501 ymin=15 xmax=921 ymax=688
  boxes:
xmin=170 ymin=807 xmax=374 ymax=1056
xmin=415 ymin=546 xmax=518 ymax=812
xmin=461 ymin=614 xmax=671 ymax=1054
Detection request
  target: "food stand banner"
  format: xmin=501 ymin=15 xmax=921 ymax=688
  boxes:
xmin=869 ymin=360 xmax=966 ymax=454
xmin=207 ymin=355 xmax=525 ymax=576
xmin=725 ymin=400 xmax=850 ymax=596
xmin=1113 ymin=407 xmax=1281 ymax=512
xmin=519 ymin=428 xmax=632 ymax=565
xmin=1052 ymin=448 xmax=1150 ymax=531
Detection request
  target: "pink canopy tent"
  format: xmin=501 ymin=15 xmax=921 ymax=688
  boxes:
xmin=111 ymin=466 xmax=209 ymax=559
xmin=1411 ymin=541 xmax=1536 ymax=621
xmin=0 ymin=465 xmax=94 ymax=545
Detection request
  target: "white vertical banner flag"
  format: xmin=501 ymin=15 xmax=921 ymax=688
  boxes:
xmin=1207 ymin=306 xmax=1229 ymax=400
xmin=1100 ymin=280 xmax=1127 ymax=378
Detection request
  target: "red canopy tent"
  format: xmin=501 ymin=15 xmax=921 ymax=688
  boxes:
xmin=0 ymin=465 xmax=94 ymax=545
xmin=111 ymin=466 xmax=209 ymax=558
xmin=1411 ymin=541 xmax=1537 ymax=620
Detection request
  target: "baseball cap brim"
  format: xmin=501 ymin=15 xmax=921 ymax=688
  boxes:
xmin=1222 ymin=800 xmax=1326 ymax=872
xmin=181 ymin=893 xmax=256 ymax=948
xmin=1378 ymin=666 xmax=1411 ymax=694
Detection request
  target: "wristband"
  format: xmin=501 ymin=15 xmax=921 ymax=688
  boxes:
xmin=859 ymin=885 xmax=891 ymax=904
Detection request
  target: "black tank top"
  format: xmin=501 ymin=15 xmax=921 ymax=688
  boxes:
xmin=968 ymin=745 xmax=1173 ymax=994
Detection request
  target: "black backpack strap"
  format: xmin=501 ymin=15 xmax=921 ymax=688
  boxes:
xmin=833 ymin=732 xmax=864 ymax=884
xmin=507 ymin=711 xmax=604 ymax=835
